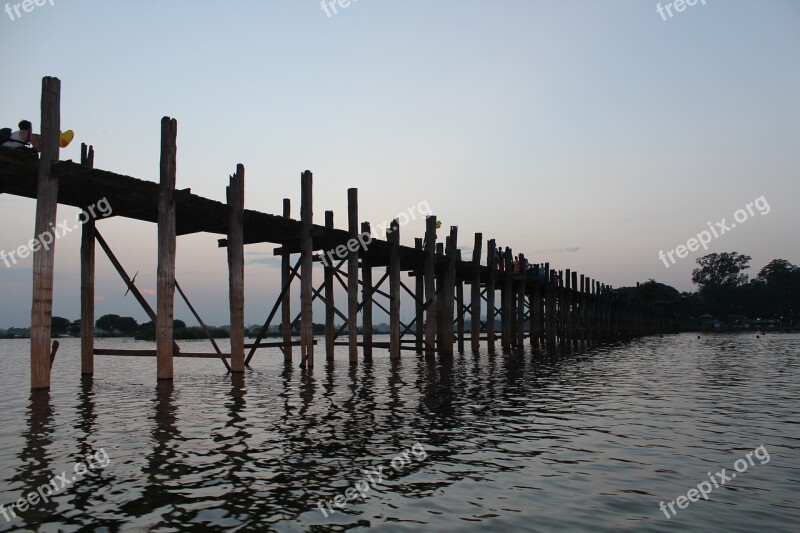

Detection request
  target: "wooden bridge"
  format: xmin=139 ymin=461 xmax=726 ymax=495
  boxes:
xmin=1 ymin=77 xmax=673 ymax=390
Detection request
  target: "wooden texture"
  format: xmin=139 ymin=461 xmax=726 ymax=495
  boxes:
xmin=486 ymin=239 xmax=496 ymax=350
xmin=324 ymin=210 xmax=335 ymax=359
xmin=388 ymin=219 xmax=401 ymax=359
xmin=80 ymin=143 xmax=95 ymax=376
xmin=424 ymin=216 xmax=437 ymax=356
xmin=414 ymin=238 xmax=424 ymax=353
xmin=470 ymin=233 xmax=482 ymax=352
xmin=157 ymin=116 xmax=177 ymax=380
xmin=300 ymin=171 xmax=314 ymax=367
xmin=361 ymin=221 xmax=373 ymax=358
xmin=30 ymin=76 xmax=60 ymax=390
xmin=347 ymin=188 xmax=359 ymax=364
xmin=281 ymin=199 xmax=292 ymax=361
xmin=227 ymin=164 xmax=245 ymax=372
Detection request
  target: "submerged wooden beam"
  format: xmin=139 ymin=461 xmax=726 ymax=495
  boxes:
xmin=30 ymin=76 xmax=60 ymax=390
xmin=227 ymin=164 xmax=245 ymax=373
xmin=157 ymin=116 xmax=178 ymax=380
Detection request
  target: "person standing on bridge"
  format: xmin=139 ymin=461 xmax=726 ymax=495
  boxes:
xmin=1 ymin=120 xmax=41 ymax=152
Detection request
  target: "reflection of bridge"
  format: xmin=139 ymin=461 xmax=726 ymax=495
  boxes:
xmin=2 ymin=77 xmax=672 ymax=390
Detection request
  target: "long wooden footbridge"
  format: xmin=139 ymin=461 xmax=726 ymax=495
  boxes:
xmin=2 ymin=78 xmax=673 ymax=390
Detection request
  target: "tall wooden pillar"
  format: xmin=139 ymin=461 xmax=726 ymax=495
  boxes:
xmin=361 ymin=221 xmax=373 ymax=359
xmin=470 ymin=233 xmax=482 ymax=352
xmin=486 ymin=239 xmax=496 ymax=351
xmin=324 ymin=210 xmax=335 ymax=360
xmin=80 ymin=144 xmax=95 ymax=376
xmin=227 ymin=164 xmax=245 ymax=373
xmin=516 ymin=253 xmax=526 ymax=347
xmin=564 ymin=269 xmax=572 ymax=345
xmin=156 ymin=116 xmax=177 ymax=381
xmin=300 ymin=171 xmax=314 ymax=367
xmin=440 ymin=227 xmax=457 ymax=354
xmin=281 ymin=199 xmax=292 ymax=361
xmin=31 ymin=76 xmax=60 ymax=390
xmin=532 ymin=269 xmax=542 ymax=347
xmin=347 ymin=188 xmax=359 ymax=364
xmin=545 ymin=264 xmax=556 ymax=348
xmin=414 ymin=238 xmax=424 ymax=353
xmin=424 ymin=216 xmax=437 ymax=357
xmin=501 ymin=247 xmax=513 ymax=349
xmin=571 ymin=271 xmax=579 ymax=345
xmin=388 ymin=219 xmax=401 ymax=359
xmin=455 ymin=249 xmax=465 ymax=353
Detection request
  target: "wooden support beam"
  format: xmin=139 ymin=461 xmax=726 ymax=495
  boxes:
xmin=440 ymin=226 xmax=457 ymax=354
xmin=501 ymin=247 xmax=513 ymax=349
xmin=324 ymin=210 xmax=335 ymax=360
xmin=157 ymin=116 xmax=177 ymax=380
xmin=546 ymin=264 xmax=556 ymax=347
xmin=486 ymin=239 xmax=496 ymax=351
xmin=571 ymin=270 xmax=578 ymax=345
xmin=80 ymin=143 xmax=95 ymax=376
xmin=565 ymin=268 xmax=572 ymax=344
xmin=361 ymin=221 xmax=373 ymax=359
xmin=227 ymin=164 xmax=245 ymax=373
xmin=175 ymin=280 xmax=230 ymax=371
xmin=388 ymin=219 xmax=401 ymax=359
xmin=281 ymin=199 xmax=292 ymax=361
xmin=347 ymin=188 xmax=359 ymax=364
xmin=414 ymin=238 xmax=424 ymax=353
xmin=300 ymin=171 xmax=314 ymax=368
xmin=470 ymin=233 xmax=482 ymax=352
xmin=424 ymin=216 xmax=437 ymax=357
xmin=30 ymin=76 xmax=60 ymax=390
xmin=516 ymin=253 xmax=526 ymax=347
xmin=456 ymin=249 xmax=465 ymax=353
xmin=532 ymin=266 xmax=543 ymax=347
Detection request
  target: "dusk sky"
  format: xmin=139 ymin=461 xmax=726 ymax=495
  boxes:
xmin=1 ymin=0 xmax=798 ymax=327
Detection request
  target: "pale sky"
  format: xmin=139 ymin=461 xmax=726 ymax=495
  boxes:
xmin=1 ymin=0 xmax=798 ymax=328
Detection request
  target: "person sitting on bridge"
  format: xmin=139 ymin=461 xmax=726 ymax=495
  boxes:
xmin=1 ymin=120 xmax=41 ymax=152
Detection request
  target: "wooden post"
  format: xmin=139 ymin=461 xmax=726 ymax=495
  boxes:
xmin=545 ymin=264 xmax=556 ymax=348
xmin=456 ymin=249 xmax=465 ymax=353
xmin=157 ymin=116 xmax=177 ymax=381
xmin=227 ymin=164 xmax=245 ymax=373
xmin=300 ymin=171 xmax=314 ymax=368
xmin=388 ymin=219 xmax=401 ymax=359
xmin=424 ymin=216 xmax=437 ymax=357
xmin=571 ymin=270 xmax=579 ymax=345
xmin=579 ymin=274 xmax=586 ymax=343
xmin=324 ymin=210 xmax=335 ymax=360
xmin=470 ymin=233 xmax=482 ymax=352
xmin=440 ymin=226 xmax=457 ymax=354
xmin=516 ymin=253 xmax=526 ymax=347
xmin=281 ymin=199 xmax=292 ymax=361
xmin=414 ymin=238 xmax=424 ymax=353
xmin=80 ymin=144 xmax=95 ymax=376
xmin=361 ymin=221 xmax=373 ymax=359
xmin=347 ymin=188 xmax=359 ymax=364
xmin=486 ymin=239 xmax=496 ymax=351
xmin=31 ymin=76 xmax=60 ymax=390
xmin=502 ymin=247 xmax=513 ymax=349
xmin=565 ymin=269 xmax=572 ymax=345
xmin=532 ymin=264 xmax=542 ymax=347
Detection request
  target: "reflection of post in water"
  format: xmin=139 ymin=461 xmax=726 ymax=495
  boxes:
xmin=69 ymin=375 xmax=103 ymax=517
xmin=14 ymin=390 xmax=57 ymax=524
xmin=130 ymin=380 xmax=183 ymax=525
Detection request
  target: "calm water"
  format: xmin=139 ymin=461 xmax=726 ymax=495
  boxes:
xmin=0 ymin=333 xmax=798 ymax=532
